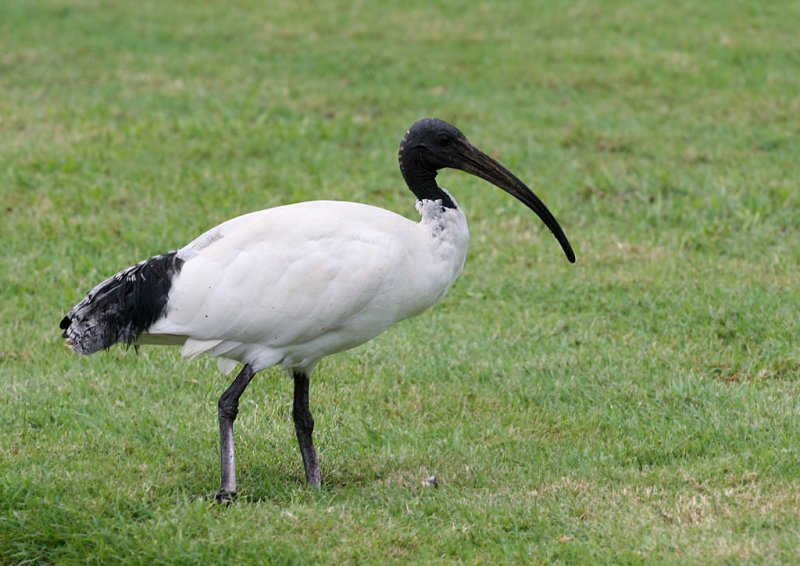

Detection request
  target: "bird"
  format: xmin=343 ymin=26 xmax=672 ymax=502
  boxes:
xmin=60 ymin=118 xmax=575 ymax=501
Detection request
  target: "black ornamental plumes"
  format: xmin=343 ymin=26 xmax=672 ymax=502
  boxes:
xmin=60 ymin=251 xmax=184 ymax=354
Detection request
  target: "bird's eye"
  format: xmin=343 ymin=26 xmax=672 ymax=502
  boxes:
xmin=437 ymin=134 xmax=453 ymax=146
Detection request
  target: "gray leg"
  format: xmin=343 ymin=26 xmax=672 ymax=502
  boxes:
xmin=216 ymin=364 xmax=255 ymax=502
xmin=292 ymin=371 xmax=321 ymax=487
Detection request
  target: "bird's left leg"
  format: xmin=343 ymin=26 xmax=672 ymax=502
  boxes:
xmin=216 ymin=363 xmax=256 ymax=502
xmin=292 ymin=370 xmax=321 ymax=488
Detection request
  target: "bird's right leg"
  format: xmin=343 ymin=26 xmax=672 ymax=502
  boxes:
xmin=292 ymin=370 xmax=321 ymax=488
xmin=216 ymin=363 xmax=255 ymax=502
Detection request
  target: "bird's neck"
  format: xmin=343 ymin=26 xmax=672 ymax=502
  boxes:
xmin=398 ymin=148 xmax=456 ymax=209
xmin=415 ymin=194 xmax=470 ymax=305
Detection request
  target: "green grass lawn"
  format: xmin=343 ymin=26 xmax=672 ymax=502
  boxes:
xmin=2 ymin=0 xmax=799 ymax=562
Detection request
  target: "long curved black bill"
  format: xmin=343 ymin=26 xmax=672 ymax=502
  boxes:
xmin=454 ymin=141 xmax=575 ymax=263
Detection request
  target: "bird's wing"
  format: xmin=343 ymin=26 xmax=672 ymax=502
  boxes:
xmin=147 ymin=201 xmax=422 ymax=354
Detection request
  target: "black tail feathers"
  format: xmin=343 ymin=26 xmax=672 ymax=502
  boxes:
xmin=61 ymin=251 xmax=184 ymax=355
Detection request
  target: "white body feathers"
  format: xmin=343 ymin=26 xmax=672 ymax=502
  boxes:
xmin=143 ymin=197 xmax=469 ymax=373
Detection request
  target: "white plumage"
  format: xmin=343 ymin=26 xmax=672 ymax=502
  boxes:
xmin=61 ymin=118 xmax=574 ymax=499
xmin=146 ymin=198 xmax=469 ymax=373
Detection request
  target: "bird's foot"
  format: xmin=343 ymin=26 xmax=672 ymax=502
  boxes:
xmin=215 ymin=489 xmax=237 ymax=504
xmin=306 ymin=471 xmax=321 ymax=489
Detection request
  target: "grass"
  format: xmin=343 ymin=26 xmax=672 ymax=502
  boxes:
xmin=1 ymin=0 xmax=799 ymax=562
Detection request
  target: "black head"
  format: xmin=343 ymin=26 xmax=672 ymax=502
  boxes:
xmin=399 ymin=118 xmax=470 ymax=171
xmin=398 ymin=118 xmax=576 ymax=263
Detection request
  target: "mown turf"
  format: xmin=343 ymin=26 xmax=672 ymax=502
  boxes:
xmin=1 ymin=0 xmax=799 ymax=563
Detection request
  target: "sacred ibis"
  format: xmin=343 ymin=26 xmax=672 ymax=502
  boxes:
xmin=60 ymin=118 xmax=575 ymax=500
